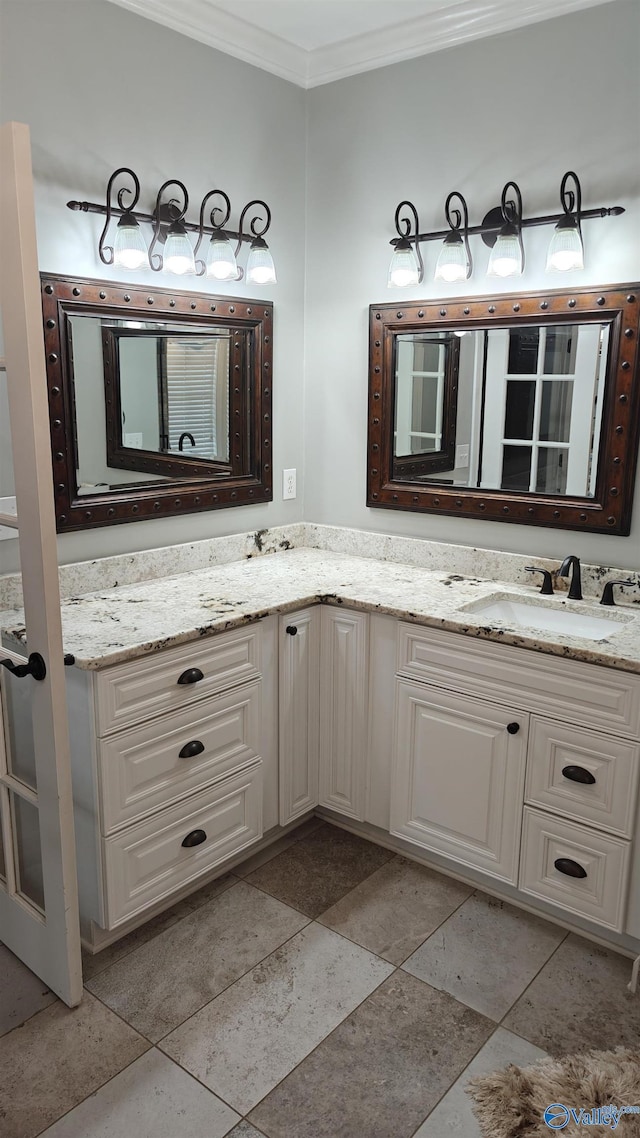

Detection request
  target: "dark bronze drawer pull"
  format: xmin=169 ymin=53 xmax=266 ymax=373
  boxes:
xmin=506 ymin=722 xmax=520 ymax=734
xmin=177 ymin=667 xmax=204 ymax=685
xmin=286 ymin=625 xmax=298 ymax=636
xmin=562 ymin=764 xmax=596 ymax=785
xmin=179 ymin=740 xmax=205 ymax=759
xmin=181 ymin=829 xmax=207 ymax=848
xmin=554 ymin=857 xmax=587 ymax=879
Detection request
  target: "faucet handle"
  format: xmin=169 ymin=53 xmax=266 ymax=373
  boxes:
xmin=600 ymin=579 xmax=635 ymax=606
xmin=525 ymin=566 xmax=554 ymax=595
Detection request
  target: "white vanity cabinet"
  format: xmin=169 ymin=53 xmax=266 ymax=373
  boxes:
xmin=68 ymin=619 xmax=278 ymax=940
xmin=391 ymin=623 xmax=640 ymax=934
xmin=278 ymin=605 xmax=369 ymax=826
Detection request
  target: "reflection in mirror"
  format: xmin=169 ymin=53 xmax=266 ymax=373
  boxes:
xmin=113 ymin=330 xmax=231 ymax=461
xmin=393 ymin=332 xmax=459 ymax=477
xmin=368 ymin=285 xmax=640 ymax=534
xmin=406 ymin=322 xmax=608 ymax=497
xmin=69 ymin=317 xmax=235 ymax=494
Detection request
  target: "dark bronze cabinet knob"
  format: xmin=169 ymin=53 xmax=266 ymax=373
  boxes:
xmin=177 ymin=667 xmax=204 ymax=685
xmin=506 ymin=722 xmax=520 ymax=734
xmin=179 ymin=740 xmax=205 ymax=759
xmin=286 ymin=625 xmax=298 ymax=636
xmin=181 ymin=829 xmax=207 ymax=848
xmin=562 ymin=764 xmax=596 ymax=785
xmin=554 ymin=857 xmax=587 ymax=879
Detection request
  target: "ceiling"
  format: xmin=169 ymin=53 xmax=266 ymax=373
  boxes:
xmin=106 ymin=0 xmax=616 ymax=88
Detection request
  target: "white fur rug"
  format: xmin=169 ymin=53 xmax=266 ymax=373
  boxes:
xmin=467 ymin=1047 xmax=640 ymax=1137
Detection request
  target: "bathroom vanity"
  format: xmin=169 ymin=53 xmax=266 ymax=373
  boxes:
xmin=5 ymin=540 xmax=639 ymax=958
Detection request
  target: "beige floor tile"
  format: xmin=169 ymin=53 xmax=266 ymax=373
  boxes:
xmin=249 ymin=970 xmax=494 ymax=1138
xmin=414 ymin=1028 xmax=548 ymax=1137
xmin=234 ymin=817 xmax=322 ymax=877
xmin=38 ymin=1047 xmax=240 ymax=1137
xmin=0 ymin=944 xmax=57 ymax=1036
xmin=86 ymin=880 xmax=308 ymax=1041
xmin=402 ymin=891 xmax=566 ymax=1020
xmin=160 ymin=922 xmax=394 ymax=1114
xmin=319 ymin=856 xmax=472 ymax=963
xmin=0 ymin=991 xmax=148 ymax=1138
xmin=503 ymin=933 xmax=640 ymax=1055
xmin=246 ymin=821 xmax=394 ymax=917
xmin=81 ymin=872 xmax=236 ymax=981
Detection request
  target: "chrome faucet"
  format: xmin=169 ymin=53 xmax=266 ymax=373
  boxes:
xmin=559 ymin=555 xmax=582 ymax=600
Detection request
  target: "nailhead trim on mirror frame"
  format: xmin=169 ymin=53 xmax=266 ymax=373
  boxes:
xmin=41 ymin=274 xmax=273 ymax=532
xmin=367 ymin=284 xmax=640 ymax=535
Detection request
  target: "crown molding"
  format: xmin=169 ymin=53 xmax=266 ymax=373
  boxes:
xmin=106 ymin=0 xmax=618 ymax=89
xmin=305 ymin=0 xmax=618 ymax=87
xmin=106 ymin=0 xmax=309 ymax=85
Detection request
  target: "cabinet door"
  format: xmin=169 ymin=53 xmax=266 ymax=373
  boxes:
xmin=391 ymin=681 xmax=528 ymax=883
xmin=319 ymin=608 xmax=369 ymax=821
xmin=279 ymin=608 xmax=320 ymax=825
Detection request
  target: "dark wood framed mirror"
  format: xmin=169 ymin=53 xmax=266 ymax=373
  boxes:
xmin=41 ymin=274 xmax=273 ymax=531
xmin=367 ymin=284 xmax=640 ymax=534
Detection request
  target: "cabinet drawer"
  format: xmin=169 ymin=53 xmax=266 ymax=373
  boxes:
xmin=398 ymin=623 xmax=640 ymax=738
xmin=519 ymin=807 xmax=630 ymax=932
xmin=95 ymin=624 xmax=261 ymax=735
xmin=99 ymin=681 xmax=261 ymax=833
xmin=525 ymin=719 xmax=639 ymax=837
xmin=103 ymin=762 xmax=262 ymax=927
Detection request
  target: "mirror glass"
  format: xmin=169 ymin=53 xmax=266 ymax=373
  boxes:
xmin=68 ymin=316 xmax=234 ymax=494
xmin=42 ymin=275 xmax=273 ymax=531
xmin=394 ymin=322 xmax=609 ymax=496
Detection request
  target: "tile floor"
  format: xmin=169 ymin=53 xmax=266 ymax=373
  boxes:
xmin=1 ymin=819 xmax=639 ymax=1138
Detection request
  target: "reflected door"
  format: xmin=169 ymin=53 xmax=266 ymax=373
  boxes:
xmin=0 ymin=122 xmax=82 ymax=1006
xmin=481 ymin=325 xmax=603 ymax=496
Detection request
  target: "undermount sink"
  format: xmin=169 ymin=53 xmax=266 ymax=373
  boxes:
xmin=459 ymin=594 xmax=633 ymax=641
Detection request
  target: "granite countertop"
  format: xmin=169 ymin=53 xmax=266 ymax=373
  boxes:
xmin=2 ymin=547 xmax=640 ymax=674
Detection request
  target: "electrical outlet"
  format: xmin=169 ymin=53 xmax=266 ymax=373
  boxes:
xmin=283 ymin=468 xmax=296 ymax=500
xmin=124 ymin=432 xmax=143 ymax=449
xmin=455 ymin=444 xmax=470 ymax=468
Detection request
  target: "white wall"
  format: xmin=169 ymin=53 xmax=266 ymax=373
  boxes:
xmin=304 ymin=0 xmax=640 ymax=568
xmin=2 ymin=1 xmax=640 ymax=572
xmin=0 ymin=0 xmax=307 ymax=565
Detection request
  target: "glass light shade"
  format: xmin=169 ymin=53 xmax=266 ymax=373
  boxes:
xmin=246 ymin=237 xmax=277 ymax=285
xmin=205 ymin=234 xmax=238 ymax=281
xmin=113 ymin=213 xmax=148 ymax=270
xmin=434 ymin=233 xmax=469 ymax=283
xmin=163 ymin=222 xmax=196 ymax=275
xmin=487 ymin=227 xmax=523 ymax=278
xmin=387 ymin=239 xmax=420 ymax=288
xmin=546 ymin=217 xmax=584 ymax=272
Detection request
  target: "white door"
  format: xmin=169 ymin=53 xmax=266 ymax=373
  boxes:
xmin=319 ymin=607 xmax=368 ymax=821
xmin=0 ymin=122 xmax=82 ymax=1006
xmin=390 ymin=680 xmax=528 ymax=883
xmin=278 ymin=608 xmax=320 ymax=825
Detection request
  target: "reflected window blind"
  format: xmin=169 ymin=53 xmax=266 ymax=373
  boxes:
xmin=165 ymin=338 xmax=224 ymax=459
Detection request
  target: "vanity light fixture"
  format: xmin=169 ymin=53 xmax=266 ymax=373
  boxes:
xmin=388 ymin=201 xmax=423 ymax=287
xmin=486 ymin=181 xmax=524 ymax=278
xmin=434 ymin=192 xmax=472 ymax=282
xmin=546 ymin=170 xmax=584 ymax=272
xmin=68 ymin=168 xmax=277 ymax=284
xmin=388 ymin=170 xmax=622 ymax=287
